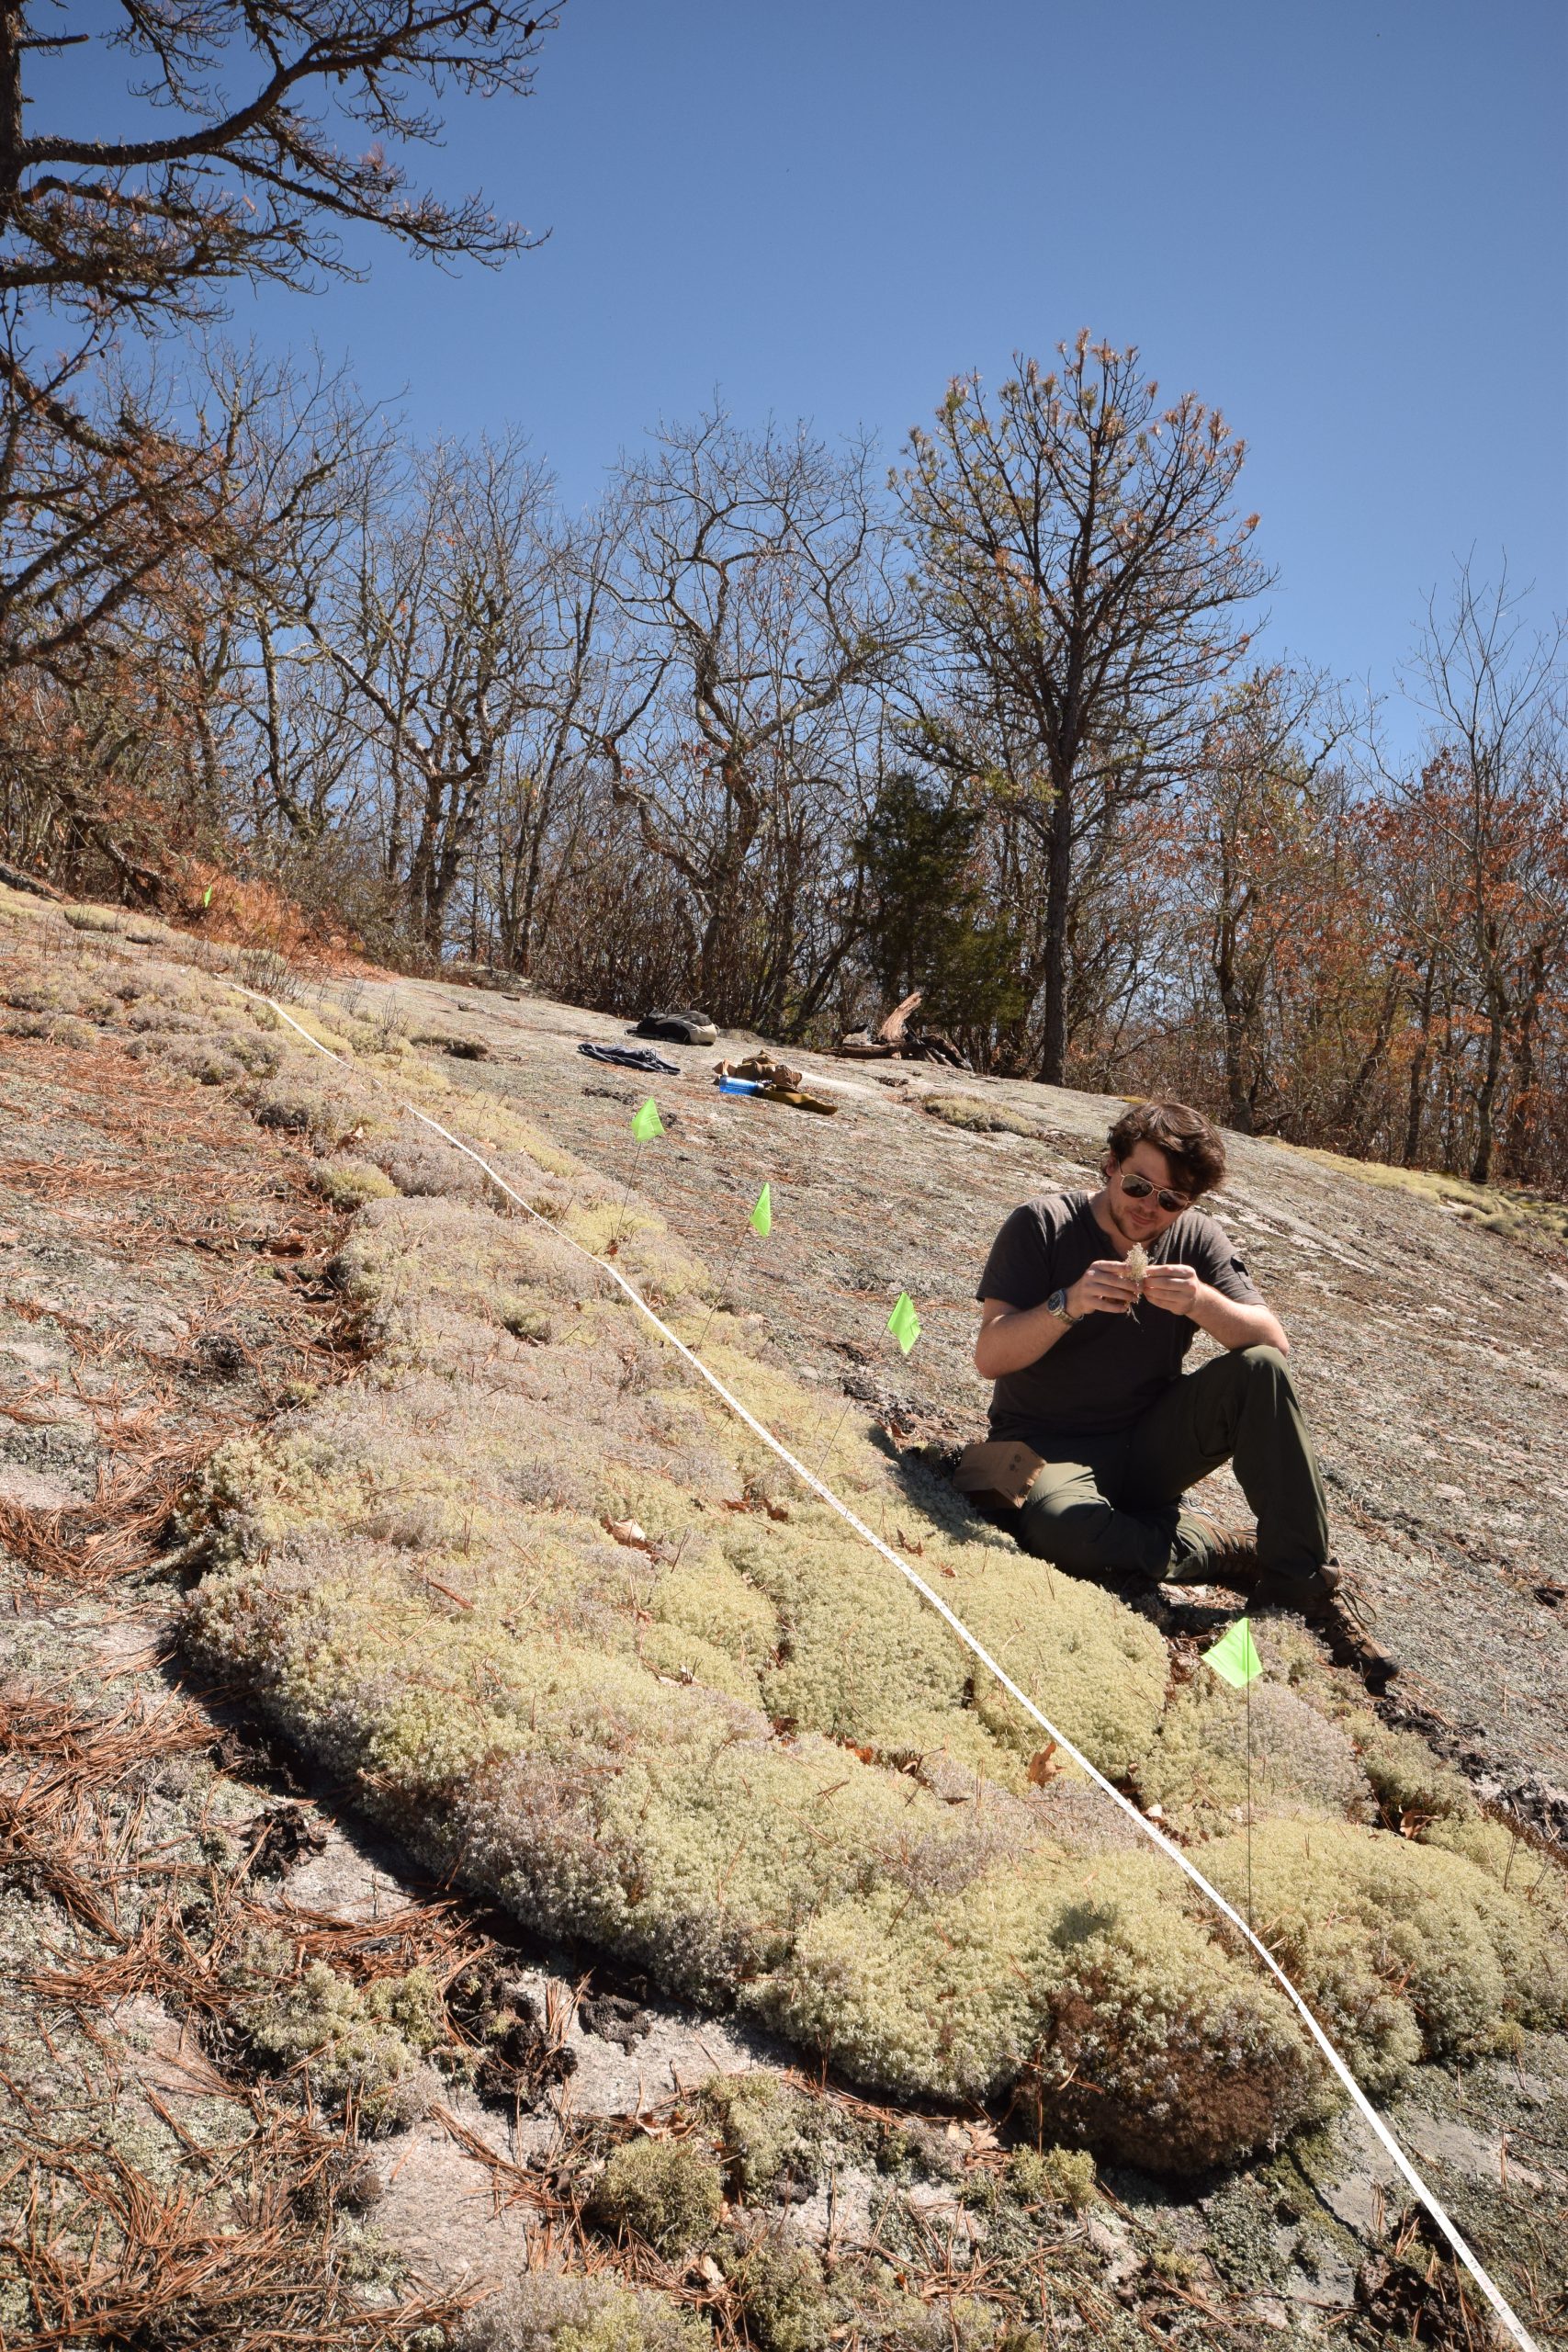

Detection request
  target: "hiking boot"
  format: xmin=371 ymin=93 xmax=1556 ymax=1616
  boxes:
xmin=1319 ymin=1586 xmax=1400 ymax=1691
xmin=1254 ymin=1562 xmax=1400 ymax=1691
xmin=1176 ymin=1510 xmax=1259 ymax=1593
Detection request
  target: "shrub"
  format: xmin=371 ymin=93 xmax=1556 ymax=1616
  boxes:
xmin=588 ymin=2137 xmax=725 ymax=2254
xmin=238 ymin=945 xmax=295 ymax=998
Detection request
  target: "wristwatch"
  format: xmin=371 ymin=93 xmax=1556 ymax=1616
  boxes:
xmin=1045 ymin=1287 xmax=1082 ymax=1326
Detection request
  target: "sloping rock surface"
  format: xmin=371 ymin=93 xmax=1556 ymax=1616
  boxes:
xmin=374 ymin=972 xmax=1568 ymax=1826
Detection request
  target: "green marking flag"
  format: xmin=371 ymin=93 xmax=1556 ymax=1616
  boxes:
xmin=886 ymin=1291 xmax=921 ymax=1356
xmin=631 ymin=1097 xmax=665 ymax=1143
xmin=1203 ymin=1616 xmax=1263 ymax=1690
xmin=202 ymin=884 xmax=213 ymax=908
xmin=750 ymin=1182 xmax=773 ymax=1238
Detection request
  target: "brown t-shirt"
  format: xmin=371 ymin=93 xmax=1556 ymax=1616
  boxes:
xmin=976 ymin=1192 xmax=1264 ymax=1442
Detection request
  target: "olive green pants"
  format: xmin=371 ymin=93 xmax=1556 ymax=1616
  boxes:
xmin=1013 ymin=1345 xmax=1329 ymax=1589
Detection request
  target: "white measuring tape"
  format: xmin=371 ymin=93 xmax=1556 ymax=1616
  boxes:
xmin=245 ymin=988 xmax=1538 ymax=2351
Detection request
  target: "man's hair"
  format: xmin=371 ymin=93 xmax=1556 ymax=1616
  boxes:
xmin=1106 ymin=1099 xmax=1226 ymax=1199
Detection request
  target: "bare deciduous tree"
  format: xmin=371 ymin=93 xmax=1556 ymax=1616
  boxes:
xmin=900 ymin=332 xmax=1270 ymax=1084
xmin=1404 ymin=564 xmax=1568 ymax=1182
xmin=1179 ymin=665 xmax=1352 ymax=1134
xmin=321 ymin=433 xmax=560 ymax=956
xmin=485 ymin=506 xmax=620 ymax=977
xmin=0 ymin=0 xmax=558 ymax=677
xmin=600 ymin=410 xmax=906 ymax=1025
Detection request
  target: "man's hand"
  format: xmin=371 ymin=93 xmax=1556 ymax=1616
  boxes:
xmin=1140 ymin=1263 xmax=1201 ymax=1317
xmin=1069 ymin=1260 xmax=1143 ymax=1317
xmin=1139 ymin=1263 xmax=1291 ymax=1354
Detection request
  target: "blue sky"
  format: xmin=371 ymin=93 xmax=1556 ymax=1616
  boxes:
xmin=56 ymin=1 xmax=1568 ymax=751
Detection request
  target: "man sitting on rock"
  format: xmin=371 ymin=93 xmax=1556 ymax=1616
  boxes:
xmin=973 ymin=1097 xmax=1396 ymax=1688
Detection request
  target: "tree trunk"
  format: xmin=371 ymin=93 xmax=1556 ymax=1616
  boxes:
xmin=1502 ymin=953 xmax=1546 ymax=1177
xmin=1036 ymin=770 xmax=1074 ymax=1085
xmin=1213 ymin=916 xmax=1254 ymax=1134
xmin=697 ymin=763 xmax=762 ymax=1018
xmin=1403 ymin=955 xmax=1438 ymax=1165
xmin=1470 ymin=1001 xmax=1505 ymax=1183
xmin=0 ymin=6 xmax=24 ymax=216
xmin=1334 ymin=978 xmax=1399 ymax=1147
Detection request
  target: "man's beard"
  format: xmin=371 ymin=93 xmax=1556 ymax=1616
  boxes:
xmin=1104 ymin=1194 xmax=1142 ymax=1250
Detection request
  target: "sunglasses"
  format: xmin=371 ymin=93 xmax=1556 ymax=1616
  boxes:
xmin=1117 ymin=1168 xmax=1190 ymax=1214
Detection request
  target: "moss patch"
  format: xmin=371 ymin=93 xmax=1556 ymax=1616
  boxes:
xmin=588 ymin=2138 xmax=726 ymax=2255
xmin=239 ymin=1959 xmax=445 ymax=2129
xmin=130 ymin=942 xmax=1565 ymax=2177
xmin=1009 ymin=2145 xmax=1097 ymax=2211
xmin=459 ymin=2273 xmax=709 ymax=2352
xmin=1135 ymin=1674 xmax=1371 ymax=1839
xmin=924 ymin=1092 xmax=1048 ymax=1139
xmin=1204 ymin=1821 xmax=1568 ymax=2093
xmin=1263 ymin=1139 xmax=1568 ymax=1257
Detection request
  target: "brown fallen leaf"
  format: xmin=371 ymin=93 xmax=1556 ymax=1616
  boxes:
xmin=604 ymin=1516 xmax=653 ymax=1553
xmin=1027 ymin=1742 xmax=1061 ymax=1787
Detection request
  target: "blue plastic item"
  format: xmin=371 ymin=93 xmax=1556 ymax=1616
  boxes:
xmin=718 ymin=1077 xmax=761 ymax=1095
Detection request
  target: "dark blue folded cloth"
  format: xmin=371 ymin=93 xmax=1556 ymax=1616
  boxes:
xmin=578 ymin=1040 xmax=680 ymax=1076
